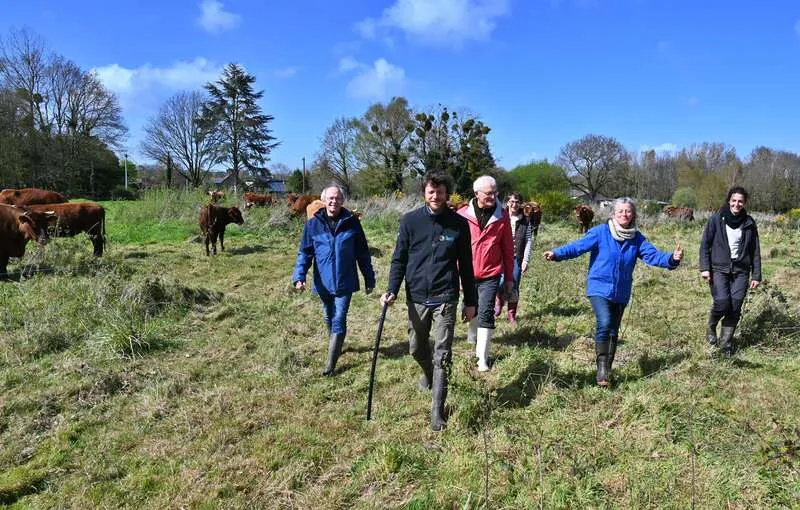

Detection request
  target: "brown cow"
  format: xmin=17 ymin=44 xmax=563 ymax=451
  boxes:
xmin=242 ymin=192 xmax=274 ymax=209
xmin=0 ymin=204 xmax=57 ymax=276
xmin=199 ymin=204 xmax=244 ymax=256
xmin=289 ymin=195 xmax=321 ymax=216
xmin=305 ymin=199 xmax=325 ymax=219
xmin=208 ymin=190 xmax=224 ymax=203
xmin=663 ymin=205 xmax=694 ymax=221
xmin=27 ymin=202 xmax=106 ymax=256
xmin=523 ymin=201 xmax=542 ymax=236
xmin=575 ymin=204 xmax=594 ymax=233
xmin=1 ymin=188 xmax=67 ymax=206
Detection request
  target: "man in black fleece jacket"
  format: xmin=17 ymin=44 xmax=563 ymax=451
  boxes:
xmin=381 ymin=171 xmax=477 ymax=431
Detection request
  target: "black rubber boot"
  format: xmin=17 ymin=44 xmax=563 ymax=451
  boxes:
xmin=719 ymin=326 xmax=736 ymax=357
xmin=595 ymin=342 xmax=610 ymax=387
xmin=608 ymin=336 xmax=618 ymax=378
xmin=412 ymin=350 xmax=434 ymax=390
xmin=431 ymin=366 xmax=448 ymax=431
xmin=706 ymin=314 xmax=721 ymax=346
xmin=323 ymin=333 xmax=345 ymax=376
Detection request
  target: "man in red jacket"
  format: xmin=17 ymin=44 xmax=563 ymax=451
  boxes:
xmin=458 ymin=175 xmax=515 ymax=372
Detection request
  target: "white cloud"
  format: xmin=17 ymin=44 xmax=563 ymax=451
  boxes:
xmin=345 ymin=58 xmax=407 ymax=100
xmin=639 ymin=143 xmax=677 ymax=154
xmin=94 ymin=58 xmax=223 ymax=116
xmin=196 ymin=0 xmax=241 ymax=34
xmin=274 ymin=66 xmax=301 ymax=79
xmin=338 ymin=56 xmax=361 ymax=73
xmin=356 ymin=0 xmax=510 ymax=48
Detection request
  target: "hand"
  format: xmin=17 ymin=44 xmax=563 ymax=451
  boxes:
xmin=462 ymin=305 xmax=476 ymax=322
xmin=380 ymin=292 xmax=396 ymax=306
xmin=543 ymin=251 xmax=556 ymax=261
xmin=700 ymin=271 xmax=711 ymax=282
xmin=294 ymin=281 xmax=305 ymax=292
xmin=673 ymin=243 xmax=683 ymax=262
xmin=750 ymin=280 xmax=760 ymax=289
xmin=365 ymin=287 xmax=374 ymax=295
xmin=521 ymin=261 xmax=529 ymax=274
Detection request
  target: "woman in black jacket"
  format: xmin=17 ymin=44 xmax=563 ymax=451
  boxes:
xmin=699 ymin=186 xmax=761 ymax=356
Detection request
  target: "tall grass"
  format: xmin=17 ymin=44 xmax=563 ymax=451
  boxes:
xmin=0 ymin=191 xmax=798 ymax=508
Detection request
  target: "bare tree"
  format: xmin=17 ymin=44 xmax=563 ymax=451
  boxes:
xmin=317 ymin=117 xmax=360 ymax=195
xmin=558 ymin=134 xmax=629 ymax=201
xmin=141 ymin=91 xmax=221 ymax=187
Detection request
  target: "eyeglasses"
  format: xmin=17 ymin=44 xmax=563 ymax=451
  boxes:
xmin=477 ymin=190 xmax=497 ymax=197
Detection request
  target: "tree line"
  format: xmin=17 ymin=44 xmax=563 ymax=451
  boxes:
xmin=3 ymin=28 xmax=799 ymax=212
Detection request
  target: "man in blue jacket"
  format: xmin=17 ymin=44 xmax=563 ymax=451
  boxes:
xmin=381 ymin=171 xmax=477 ymax=431
xmin=293 ymin=185 xmax=375 ymax=376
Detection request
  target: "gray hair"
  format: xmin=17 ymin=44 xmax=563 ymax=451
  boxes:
xmin=472 ymin=175 xmax=497 ymax=192
xmin=612 ymin=197 xmax=637 ymax=224
xmin=320 ymin=185 xmax=346 ymax=202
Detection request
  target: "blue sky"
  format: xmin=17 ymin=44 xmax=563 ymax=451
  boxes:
xmin=2 ymin=0 xmax=799 ymax=171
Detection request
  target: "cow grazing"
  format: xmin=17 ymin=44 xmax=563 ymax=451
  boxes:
xmin=199 ymin=204 xmax=244 ymax=256
xmin=208 ymin=190 xmax=224 ymax=203
xmin=289 ymin=195 xmax=321 ymax=216
xmin=305 ymin=199 xmax=325 ymax=219
xmin=242 ymin=192 xmax=274 ymax=209
xmin=0 ymin=204 xmax=56 ymax=276
xmin=575 ymin=205 xmax=594 ymax=233
xmin=523 ymin=201 xmax=542 ymax=236
xmin=663 ymin=205 xmax=695 ymax=221
xmin=1 ymin=188 xmax=67 ymax=206
xmin=27 ymin=202 xmax=106 ymax=256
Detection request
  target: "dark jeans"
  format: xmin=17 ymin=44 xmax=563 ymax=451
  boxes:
xmin=408 ymin=302 xmax=457 ymax=369
xmin=475 ymin=276 xmax=501 ymax=329
xmin=588 ymin=296 xmax=626 ymax=344
xmin=498 ymin=258 xmax=522 ymax=300
xmin=319 ymin=292 xmax=353 ymax=334
xmin=709 ymin=271 xmax=749 ymax=327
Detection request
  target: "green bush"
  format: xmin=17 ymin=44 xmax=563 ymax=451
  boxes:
xmin=533 ymin=191 xmax=578 ymax=221
xmin=671 ymin=187 xmax=697 ymax=208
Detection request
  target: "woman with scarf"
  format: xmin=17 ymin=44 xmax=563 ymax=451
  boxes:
xmin=543 ymin=198 xmax=683 ymax=386
xmin=699 ymin=187 xmax=761 ymax=356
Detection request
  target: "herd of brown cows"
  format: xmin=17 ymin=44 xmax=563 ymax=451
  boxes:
xmin=0 ymin=184 xmax=705 ymax=273
xmin=575 ymin=204 xmax=595 ymax=233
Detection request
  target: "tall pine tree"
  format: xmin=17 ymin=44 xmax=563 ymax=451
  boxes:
xmin=200 ymin=63 xmax=279 ymax=193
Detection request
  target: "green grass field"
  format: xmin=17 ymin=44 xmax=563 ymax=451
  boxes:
xmin=1 ymin=190 xmax=798 ymax=509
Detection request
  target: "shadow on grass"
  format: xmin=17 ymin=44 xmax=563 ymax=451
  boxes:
xmin=226 ymin=244 xmax=269 ymax=255
xmin=552 ymin=350 xmax=691 ymax=389
xmin=123 ymin=251 xmax=149 ymax=259
xmin=495 ymin=358 xmax=553 ymax=408
xmin=368 ymin=246 xmax=384 ymax=258
xmin=348 ymin=339 xmax=408 ymax=359
xmin=536 ymin=302 xmax=586 ymax=317
xmin=496 ymin=325 xmax=577 ymax=351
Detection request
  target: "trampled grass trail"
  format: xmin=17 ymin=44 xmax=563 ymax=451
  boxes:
xmin=1 ymin=190 xmax=798 ymax=508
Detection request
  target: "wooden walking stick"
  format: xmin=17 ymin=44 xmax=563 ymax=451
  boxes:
xmin=366 ymin=302 xmax=389 ymax=421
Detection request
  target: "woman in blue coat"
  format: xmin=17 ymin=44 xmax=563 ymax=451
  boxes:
xmin=292 ymin=185 xmax=375 ymax=376
xmin=543 ymin=198 xmax=683 ymax=386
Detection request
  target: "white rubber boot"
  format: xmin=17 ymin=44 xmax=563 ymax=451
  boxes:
xmin=467 ymin=317 xmax=478 ymax=344
xmin=476 ymin=327 xmax=493 ymax=372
